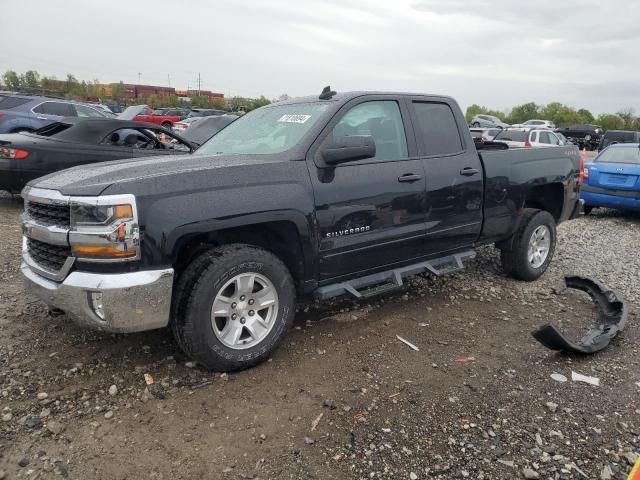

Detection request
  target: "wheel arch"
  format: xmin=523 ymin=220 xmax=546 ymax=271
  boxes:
xmin=170 ymin=220 xmax=310 ymax=292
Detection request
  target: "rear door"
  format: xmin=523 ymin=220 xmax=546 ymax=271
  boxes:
xmin=308 ymin=96 xmax=428 ymax=281
xmin=407 ymin=97 xmax=484 ymax=254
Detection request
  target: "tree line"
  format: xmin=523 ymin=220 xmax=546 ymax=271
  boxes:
xmin=466 ymin=102 xmax=640 ymax=131
xmin=1 ymin=70 xmax=272 ymax=112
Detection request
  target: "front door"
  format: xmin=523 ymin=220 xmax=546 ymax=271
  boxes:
xmin=407 ymin=98 xmax=484 ymax=254
xmin=308 ymin=97 xmax=427 ymax=281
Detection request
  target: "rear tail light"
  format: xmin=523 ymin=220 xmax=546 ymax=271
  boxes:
xmin=0 ymin=112 xmax=4 ymax=118
xmin=579 ymin=150 xmax=587 ymax=184
xmin=0 ymin=146 xmax=28 ymax=159
xmin=524 ymin=139 xmax=532 ymax=148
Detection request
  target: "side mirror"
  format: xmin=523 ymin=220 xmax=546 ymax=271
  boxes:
xmin=322 ymin=135 xmax=376 ymax=165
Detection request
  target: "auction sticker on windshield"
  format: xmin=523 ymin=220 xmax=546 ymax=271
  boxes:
xmin=278 ymin=114 xmax=311 ymax=124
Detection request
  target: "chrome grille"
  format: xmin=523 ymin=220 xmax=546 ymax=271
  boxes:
xmin=26 ymin=238 xmax=71 ymax=272
xmin=26 ymin=201 xmax=70 ymax=228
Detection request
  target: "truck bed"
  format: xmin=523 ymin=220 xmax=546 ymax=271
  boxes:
xmin=478 ymin=145 xmax=581 ymax=245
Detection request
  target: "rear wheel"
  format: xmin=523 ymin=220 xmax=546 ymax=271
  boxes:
xmin=500 ymin=209 xmax=556 ymax=281
xmin=472 ymin=122 xmax=480 ymax=127
xmin=583 ymin=205 xmax=594 ymax=215
xmin=161 ymin=122 xmax=172 ymax=130
xmin=171 ymin=244 xmax=295 ymax=371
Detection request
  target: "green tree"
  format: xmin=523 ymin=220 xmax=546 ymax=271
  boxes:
xmin=22 ymin=70 xmax=41 ymax=90
xmin=3 ymin=70 xmax=22 ymax=90
xmin=190 ymin=95 xmax=213 ymax=108
xmin=250 ymin=95 xmax=270 ymax=110
xmin=595 ymin=114 xmax=624 ymax=131
xmin=616 ymin=109 xmax=636 ymax=130
xmin=110 ymin=82 xmax=126 ymax=103
xmin=506 ymin=102 xmax=539 ymax=124
xmin=465 ymin=104 xmax=507 ymax=123
xmin=577 ymin=108 xmax=594 ymax=123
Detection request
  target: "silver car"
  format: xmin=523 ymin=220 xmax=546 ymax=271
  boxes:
xmin=470 ymin=114 xmax=509 ymax=129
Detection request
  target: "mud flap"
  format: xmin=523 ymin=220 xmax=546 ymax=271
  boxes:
xmin=532 ymin=275 xmax=627 ymax=354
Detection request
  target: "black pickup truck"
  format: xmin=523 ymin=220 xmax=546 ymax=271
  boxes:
xmin=20 ymin=89 xmax=583 ymax=371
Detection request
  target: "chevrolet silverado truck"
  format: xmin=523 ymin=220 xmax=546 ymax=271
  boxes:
xmin=20 ymin=89 xmax=583 ymax=371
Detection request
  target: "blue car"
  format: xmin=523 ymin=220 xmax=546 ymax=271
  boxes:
xmin=0 ymin=94 xmax=108 ymax=133
xmin=581 ymin=143 xmax=640 ymax=214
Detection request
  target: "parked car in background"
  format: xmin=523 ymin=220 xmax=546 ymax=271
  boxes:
xmin=469 ymin=127 xmax=502 ymax=142
xmin=153 ymin=107 xmax=190 ymax=118
xmin=512 ymin=119 xmax=556 ymax=130
xmin=186 ymin=108 xmax=227 ymax=119
xmin=494 ymin=128 xmax=563 ymax=148
xmin=172 ymin=117 xmax=202 ymax=134
xmin=133 ymin=106 xmax=183 ymax=129
xmin=555 ymin=124 xmax=603 ymax=151
xmin=581 ymin=143 xmax=640 ymax=214
xmin=598 ymin=130 xmax=640 ymax=151
xmin=0 ymin=117 xmax=194 ymax=193
xmin=181 ymin=114 xmax=238 ymax=146
xmin=470 ymin=114 xmax=509 ymax=129
xmin=0 ymin=94 xmax=109 ymax=133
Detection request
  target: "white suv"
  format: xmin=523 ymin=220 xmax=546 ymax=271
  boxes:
xmin=513 ymin=119 xmax=556 ymax=130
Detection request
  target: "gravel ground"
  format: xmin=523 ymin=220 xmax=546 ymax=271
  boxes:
xmin=0 ymin=192 xmax=639 ymax=480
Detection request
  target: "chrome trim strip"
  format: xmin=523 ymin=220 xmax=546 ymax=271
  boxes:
xmin=22 ymin=237 xmax=76 ymax=282
xmin=22 ymin=214 xmax=69 ymax=246
xmin=22 ymin=186 xmax=70 ymax=205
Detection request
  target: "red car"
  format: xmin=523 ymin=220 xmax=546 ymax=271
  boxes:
xmin=133 ymin=106 xmax=185 ymax=129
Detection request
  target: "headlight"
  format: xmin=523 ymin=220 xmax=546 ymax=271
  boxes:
xmin=69 ymin=194 xmax=140 ymax=262
xmin=71 ymin=204 xmax=133 ymax=228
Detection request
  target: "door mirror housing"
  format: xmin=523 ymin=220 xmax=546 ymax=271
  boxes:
xmin=321 ymin=135 xmax=376 ymax=165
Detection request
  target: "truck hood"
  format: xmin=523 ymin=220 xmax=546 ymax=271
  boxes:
xmin=28 ymin=153 xmax=284 ymax=196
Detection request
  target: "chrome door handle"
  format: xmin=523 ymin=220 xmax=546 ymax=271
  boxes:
xmin=398 ymin=173 xmax=422 ymax=183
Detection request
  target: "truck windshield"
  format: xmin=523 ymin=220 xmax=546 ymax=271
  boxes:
xmin=597 ymin=146 xmax=640 ymax=164
xmin=197 ymin=103 xmax=329 ymax=155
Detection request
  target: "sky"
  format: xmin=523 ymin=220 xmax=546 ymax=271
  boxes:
xmin=1 ymin=0 xmax=638 ymax=115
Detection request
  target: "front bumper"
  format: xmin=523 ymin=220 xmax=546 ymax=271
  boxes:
xmin=22 ymin=262 xmax=174 ymax=333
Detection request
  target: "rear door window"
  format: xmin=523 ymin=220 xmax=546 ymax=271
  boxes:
xmin=412 ymin=102 xmax=463 ymax=156
xmin=34 ymin=101 xmax=76 ymax=116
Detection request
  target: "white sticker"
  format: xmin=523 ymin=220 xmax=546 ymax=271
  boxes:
xmin=278 ymin=114 xmax=311 ymax=124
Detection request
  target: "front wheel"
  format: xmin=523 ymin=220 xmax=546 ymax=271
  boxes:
xmin=500 ymin=209 xmax=557 ymax=281
xmin=583 ymin=205 xmax=594 ymax=215
xmin=472 ymin=122 xmax=480 ymax=127
xmin=171 ymin=244 xmax=295 ymax=371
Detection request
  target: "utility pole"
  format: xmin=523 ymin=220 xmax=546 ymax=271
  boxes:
xmin=167 ymin=74 xmax=170 ymax=86
xmin=137 ymin=72 xmax=142 ymax=83
xmin=197 ymin=72 xmax=201 ymax=96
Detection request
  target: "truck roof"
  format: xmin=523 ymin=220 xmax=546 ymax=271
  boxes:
xmin=274 ymin=90 xmax=456 ymax=106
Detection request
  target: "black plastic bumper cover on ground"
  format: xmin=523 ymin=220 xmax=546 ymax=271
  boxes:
xmin=532 ymin=275 xmax=627 ymax=354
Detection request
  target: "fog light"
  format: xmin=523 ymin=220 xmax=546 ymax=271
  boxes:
xmin=90 ymin=292 xmax=105 ymax=320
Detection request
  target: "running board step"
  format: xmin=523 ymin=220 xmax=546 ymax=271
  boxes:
xmin=315 ymin=250 xmax=476 ymax=300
